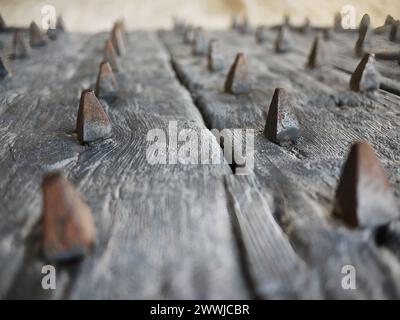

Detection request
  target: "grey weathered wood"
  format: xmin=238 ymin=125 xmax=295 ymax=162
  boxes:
xmin=160 ymin=28 xmax=400 ymax=298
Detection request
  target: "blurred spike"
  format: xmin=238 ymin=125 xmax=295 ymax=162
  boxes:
xmin=306 ymin=35 xmax=324 ymax=69
xmin=334 ymin=12 xmax=342 ymax=32
xmin=238 ymin=14 xmax=250 ymax=34
xmin=389 ymin=20 xmax=400 ymax=42
xmin=322 ymin=27 xmax=332 ymax=40
xmin=0 ymin=14 xmax=6 ymax=31
xmin=224 ymin=53 xmax=251 ymax=94
xmin=46 ymin=28 xmax=58 ymax=41
xmin=354 ymin=14 xmax=371 ymax=57
xmin=255 ymin=26 xmax=268 ymax=43
xmin=192 ymin=27 xmax=207 ymax=56
xmin=0 ymin=57 xmax=11 ymax=78
xmin=104 ymin=40 xmax=120 ymax=72
xmin=56 ymin=15 xmax=66 ymax=32
xmin=42 ymin=171 xmax=95 ymax=262
xmin=275 ymin=26 xmax=291 ymax=53
xmin=299 ymin=17 xmax=311 ymax=34
xmin=95 ymin=61 xmax=118 ymax=99
xmin=264 ymin=88 xmax=300 ymax=144
xmin=231 ymin=15 xmax=239 ymax=30
xmin=207 ymin=39 xmax=224 ymax=72
xmin=183 ymin=25 xmax=194 ymax=44
xmin=29 ymin=21 xmax=47 ymax=47
xmin=76 ymin=89 xmax=112 ymax=144
xmin=350 ymin=53 xmax=379 ymax=92
xmin=333 ymin=142 xmax=399 ymax=228
xmin=11 ymin=32 xmax=30 ymax=59
xmin=111 ymin=24 xmax=125 ymax=56
xmin=283 ymin=14 xmax=290 ymax=27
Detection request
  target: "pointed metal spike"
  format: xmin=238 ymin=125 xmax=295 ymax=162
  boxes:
xmin=104 ymin=40 xmax=120 ymax=72
xmin=238 ymin=14 xmax=250 ymax=34
xmin=334 ymin=12 xmax=342 ymax=32
xmin=354 ymin=14 xmax=371 ymax=57
xmin=76 ymin=89 xmax=112 ymax=144
xmin=11 ymin=32 xmax=30 ymax=59
xmin=95 ymin=61 xmax=118 ymax=99
xmin=224 ymin=53 xmax=251 ymax=94
xmin=283 ymin=14 xmax=290 ymax=27
xmin=0 ymin=14 xmax=6 ymax=31
xmin=333 ymin=142 xmax=399 ymax=228
xmin=207 ymin=39 xmax=224 ymax=72
xmin=299 ymin=17 xmax=311 ymax=34
xmin=231 ymin=15 xmax=239 ymax=31
xmin=274 ymin=26 xmax=291 ymax=53
xmin=56 ymin=15 xmax=66 ymax=32
xmin=322 ymin=27 xmax=332 ymax=40
xmin=255 ymin=25 xmax=268 ymax=43
xmin=0 ymin=56 xmax=11 ymax=79
xmin=183 ymin=25 xmax=194 ymax=44
xmin=264 ymin=88 xmax=300 ymax=144
xmin=42 ymin=171 xmax=96 ymax=262
xmin=111 ymin=24 xmax=125 ymax=56
xmin=374 ymin=14 xmax=394 ymax=35
xmin=389 ymin=20 xmax=400 ymax=42
xmin=192 ymin=27 xmax=207 ymax=56
xmin=306 ymin=35 xmax=324 ymax=69
xmin=350 ymin=53 xmax=380 ymax=92
xmin=29 ymin=21 xmax=47 ymax=47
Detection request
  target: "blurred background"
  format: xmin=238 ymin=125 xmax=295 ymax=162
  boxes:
xmin=1 ymin=0 xmax=399 ymax=32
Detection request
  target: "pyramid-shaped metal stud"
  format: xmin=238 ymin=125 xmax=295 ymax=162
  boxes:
xmin=56 ymin=15 xmax=65 ymax=32
xmin=354 ymin=14 xmax=371 ymax=57
xmin=104 ymin=40 xmax=120 ymax=72
xmin=0 ymin=14 xmax=6 ymax=31
xmin=224 ymin=53 xmax=251 ymax=94
xmin=10 ymin=32 xmax=30 ymax=59
xmin=95 ymin=61 xmax=118 ymax=99
xmin=207 ymin=39 xmax=224 ymax=72
xmin=350 ymin=53 xmax=380 ymax=92
xmin=274 ymin=26 xmax=291 ymax=53
xmin=192 ymin=27 xmax=207 ymax=56
xmin=306 ymin=35 xmax=324 ymax=69
xmin=264 ymin=88 xmax=300 ymax=144
xmin=29 ymin=21 xmax=47 ymax=47
xmin=76 ymin=89 xmax=112 ymax=144
xmin=333 ymin=142 xmax=399 ymax=228
xmin=42 ymin=171 xmax=96 ymax=262
xmin=255 ymin=26 xmax=268 ymax=43
xmin=0 ymin=57 xmax=11 ymax=79
xmin=334 ymin=12 xmax=342 ymax=32
xmin=111 ymin=24 xmax=125 ymax=56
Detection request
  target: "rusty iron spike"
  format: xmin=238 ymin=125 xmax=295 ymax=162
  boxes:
xmin=333 ymin=142 xmax=399 ymax=228
xmin=275 ymin=26 xmax=291 ymax=53
xmin=0 ymin=14 xmax=6 ymax=31
xmin=389 ymin=20 xmax=400 ymax=42
xmin=224 ymin=53 xmax=251 ymax=94
xmin=334 ymin=12 xmax=342 ymax=32
xmin=354 ymin=14 xmax=371 ymax=57
xmin=183 ymin=25 xmax=194 ymax=44
xmin=0 ymin=56 xmax=11 ymax=79
xmin=56 ymin=15 xmax=66 ymax=32
xmin=111 ymin=24 xmax=125 ymax=56
xmin=255 ymin=25 xmax=268 ymax=43
xmin=104 ymin=40 xmax=120 ymax=72
xmin=95 ymin=61 xmax=118 ymax=99
xmin=264 ymin=88 xmax=300 ymax=144
xmin=10 ymin=32 xmax=30 ymax=59
xmin=306 ymin=35 xmax=324 ymax=69
xmin=192 ymin=27 xmax=207 ymax=56
xmin=29 ymin=21 xmax=47 ymax=47
xmin=207 ymin=39 xmax=224 ymax=72
xmin=42 ymin=171 xmax=96 ymax=262
xmin=76 ymin=89 xmax=112 ymax=144
xmin=350 ymin=53 xmax=379 ymax=92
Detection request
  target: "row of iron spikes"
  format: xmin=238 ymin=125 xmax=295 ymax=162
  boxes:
xmin=0 ymin=15 xmax=66 ymax=79
xmin=176 ymin=18 xmax=398 ymax=229
xmin=1 ymin=14 xmax=398 ymax=263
